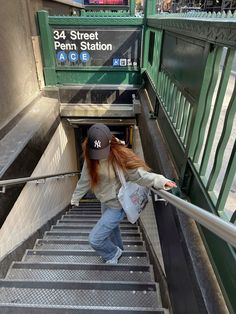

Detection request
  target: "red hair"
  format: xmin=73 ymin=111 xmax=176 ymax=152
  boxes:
xmin=83 ymin=136 xmax=150 ymax=190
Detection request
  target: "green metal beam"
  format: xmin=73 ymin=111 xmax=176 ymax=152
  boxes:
xmin=147 ymin=15 xmax=236 ymax=49
xmin=48 ymin=16 xmax=143 ymax=26
xmin=37 ymin=11 xmax=57 ymax=85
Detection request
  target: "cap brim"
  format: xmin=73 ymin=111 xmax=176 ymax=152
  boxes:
xmin=89 ymin=145 xmax=110 ymax=160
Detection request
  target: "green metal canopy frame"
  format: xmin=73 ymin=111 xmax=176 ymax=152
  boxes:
xmin=37 ymin=0 xmax=142 ymax=86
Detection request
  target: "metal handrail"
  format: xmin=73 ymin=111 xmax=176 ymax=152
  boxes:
xmin=0 ymin=171 xmax=80 ymax=193
xmin=151 ymin=187 xmax=236 ymax=248
xmin=0 ymin=171 xmax=235 ymax=247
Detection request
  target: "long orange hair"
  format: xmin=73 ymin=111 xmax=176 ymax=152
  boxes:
xmin=83 ymin=136 xmax=150 ymax=189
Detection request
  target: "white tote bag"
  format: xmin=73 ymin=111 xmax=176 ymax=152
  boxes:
xmin=115 ymin=165 xmax=149 ymax=224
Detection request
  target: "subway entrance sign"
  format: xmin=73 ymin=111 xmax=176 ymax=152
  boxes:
xmin=53 ymin=27 xmax=142 ymax=68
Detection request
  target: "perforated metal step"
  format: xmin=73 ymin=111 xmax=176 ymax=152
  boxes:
xmin=6 ymin=262 xmax=154 ymax=282
xmin=67 ymin=211 xmax=102 ymax=215
xmin=0 ymin=306 xmax=166 ymax=314
xmin=72 ymin=206 xmax=101 ymax=210
xmin=51 ymin=225 xmax=140 ymax=232
xmin=22 ymin=250 xmax=150 ymax=265
xmin=60 ymin=217 xmax=132 ymax=224
xmin=44 ymin=231 xmax=142 ymax=240
xmin=68 ymin=209 xmax=101 ymax=217
xmin=63 ymin=213 xmax=102 ymax=218
xmin=0 ymin=280 xmax=162 ymax=310
xmin=56 ymin=221 xmax=138 ymax=229
xmin=34 ymin=239 xmax=146 ymax=251
xmin=65 ymin=213 xmax=130 ymax=221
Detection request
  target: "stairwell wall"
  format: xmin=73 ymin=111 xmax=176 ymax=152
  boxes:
xmin=0 ymin=122 xmax=78 ymax=259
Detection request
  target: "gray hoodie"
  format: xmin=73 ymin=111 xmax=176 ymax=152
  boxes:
xmin=71 ymin=159 xmax=171 ymax=209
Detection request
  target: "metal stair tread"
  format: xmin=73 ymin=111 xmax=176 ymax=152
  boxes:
xmin=6 ymin=262 xmax=154 ymax=282
xmin=35 ymin=238 xmax=145 ymax=245
xmin=45 ymin=230 xmax=141 ymax=235
xmin=62 ymin=214 xmax=130 ymax=221
xmin=51 ymin=226 xmax=140 ymax=233
xmin=60 ymin=218 xmax=133 ymax=224
xmin=62 ymin=214 xmax=102 ymax=217
xmin=35 ymin=239 xmax=146 ymax=250
xmin=0 ymin=304 xmax=166 ymax=314
xmin=24 ymin=249 xmax=148 ymax=256
xmin=61 ymin=214 xmax=131 ymax=222
xmin=0 ymin=280 xmax=162 ymax=308
xmin=43 ymin=232 xmax=142 ymax=240
xmin=69 ymin=210 xmax=102 ymax=212
xmin=34 ymin=242 xmax=146 ymax=252
xmin=22 ymin=249 xmax=149 ymax=265
xmin=66 ymin=212 xmax=102 ymax=216
xmin=56 ymin=222 xmax=138 ymax=229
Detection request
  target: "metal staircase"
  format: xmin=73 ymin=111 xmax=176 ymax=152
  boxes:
xmin=0 ymin=199 xmax=167 ymax=313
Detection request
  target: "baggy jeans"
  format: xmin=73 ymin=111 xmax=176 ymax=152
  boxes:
xmin=88 ymin=204 xmax=125 ymax=261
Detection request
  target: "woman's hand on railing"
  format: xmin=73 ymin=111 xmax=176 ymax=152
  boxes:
xmin=164 ymin=181 xmax=177 ymax=190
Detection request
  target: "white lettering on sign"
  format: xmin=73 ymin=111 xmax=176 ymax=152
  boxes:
xmin=54 ymin=30 xmax=66 ymax=40
xmin=52 ymin=28 xmax=142 ymax=67
xmin=54 ymin=30 xmax=113 ymax=51
xmin=70 ymin=31 xmax=99 ymax=41
xmin=54 ymin=42 xmax=77 ymax=50
xmin=81 ymin=42 xmax=112 ymax=51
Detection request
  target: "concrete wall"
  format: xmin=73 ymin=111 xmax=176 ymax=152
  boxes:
xmin=0 ymin=0 xmax=81 ymax=225
xmin=0 ymin=0 xmax=40 ymax=130
xmin=0 ymin=121 xmax=78 ymax=259
xmin=0 ymin=0 xmax=78 ymax=132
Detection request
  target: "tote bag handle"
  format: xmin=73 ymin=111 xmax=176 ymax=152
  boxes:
xmin=114 ymin=164 xmax=126 ymax=187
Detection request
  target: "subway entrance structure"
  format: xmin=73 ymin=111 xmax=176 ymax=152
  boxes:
xmin=0 ymin=1 xmax=235 ymax=313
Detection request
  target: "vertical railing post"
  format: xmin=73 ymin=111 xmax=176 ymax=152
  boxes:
xmin=187 ymin=45 xmax=217 ymax=160
xmin=130 ymin=0 xmax=136 ymax=16
xmin=144 ymin=0 xmax=156 ymax=16
xmin=37 ymin=10 xmax=57 ymax=85
xmin=199 ymin=49 xmax=235 ymax=177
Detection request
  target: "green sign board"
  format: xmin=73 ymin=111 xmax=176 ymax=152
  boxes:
xmin=53 ymin=27 xmax=142 ymax=68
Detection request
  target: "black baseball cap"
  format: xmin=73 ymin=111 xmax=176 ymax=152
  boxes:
xmin=87 ymin=124 xmax=112 ymax=160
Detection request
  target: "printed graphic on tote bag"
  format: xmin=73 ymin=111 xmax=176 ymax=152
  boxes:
xmin=130 ymin=188 xmax=148 ymax=213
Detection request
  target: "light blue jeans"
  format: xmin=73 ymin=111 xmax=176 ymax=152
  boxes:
xmin=88 ymin=204 xmax=125 ymax=261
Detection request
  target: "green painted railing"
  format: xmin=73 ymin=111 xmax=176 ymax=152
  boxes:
xmin=157 ymin=70 xmax=194 ymax=149
xmin=144 ymin=10 xmax=236 ymax=312
xmin=145 ymin=10 xmax=236 ymax=217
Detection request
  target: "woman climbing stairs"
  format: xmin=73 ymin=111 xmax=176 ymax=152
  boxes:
xmin=0 ymin=199 xmax=168 ymax=313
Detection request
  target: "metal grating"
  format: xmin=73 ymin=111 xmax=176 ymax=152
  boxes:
xmin=23 ymin=254 xmax=149 ymax=265
xmin=0 ymin=287 xmax=160 ymax=308
xmin=7 ymin=267 xmax=153 ymax=282
xmin=43 ymin=233 xmax=142 ymax=241
xmin=34 ymin=242 xmax=146 ymax=251
xmin=56 ymin=222 xmax=138 ymax=229
xmin=59 ymin=218 xmax=132 ymax=225
xmin=51 ymin=225 xmax=139 ymax=232
xmin=45 ymin=230 xmax=141 ymax=235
